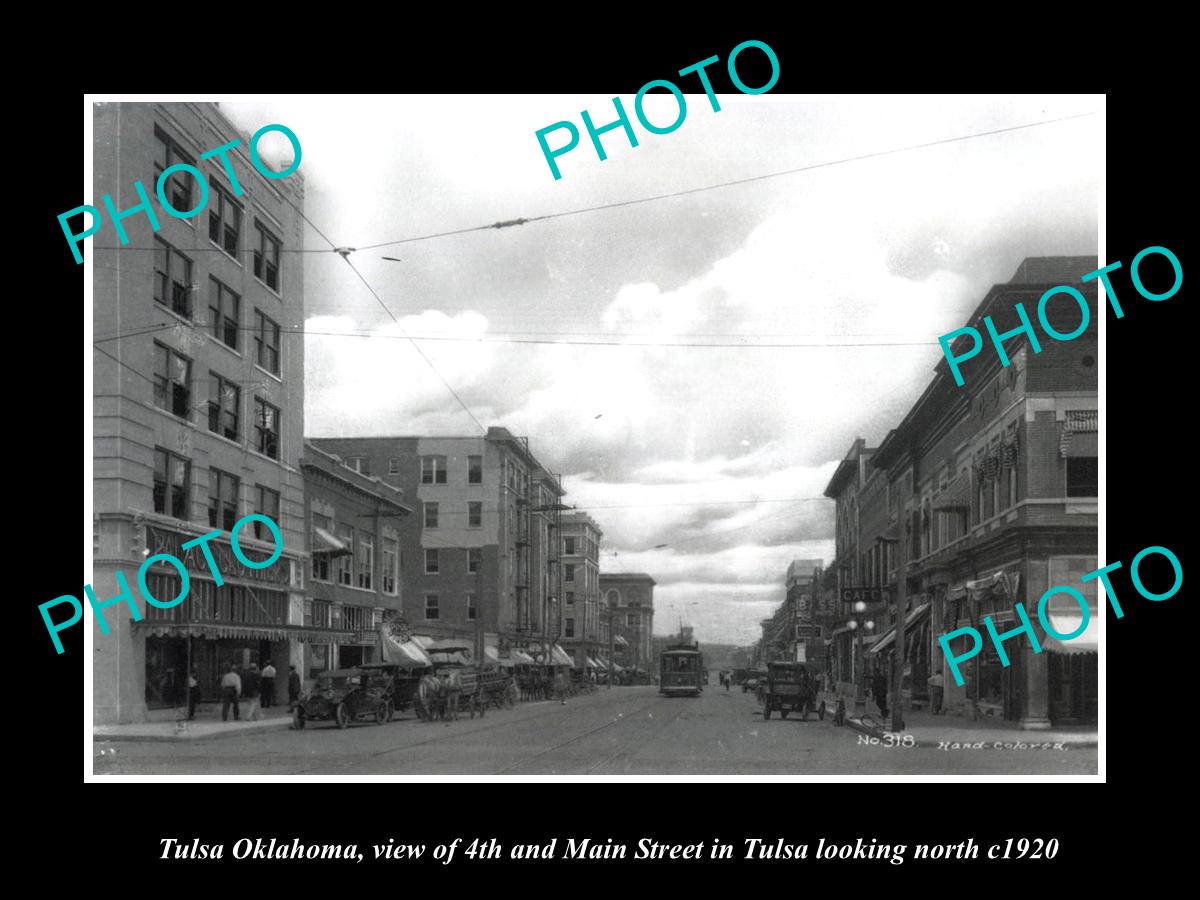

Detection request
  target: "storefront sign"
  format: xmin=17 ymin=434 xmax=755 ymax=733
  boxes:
xmin=146 ymin=524 xmax=290 ymax=586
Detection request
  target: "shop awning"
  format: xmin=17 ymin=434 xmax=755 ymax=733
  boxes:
xmin=1060 ymin=409 xmax=1098 ymax=458
xmin=134 ymin=621 xmax=355 ymax=644
xmin=1040 ymin=612 xmax=1098 ymax=654
xmin=542 ymin=645 xmax=572 ymax=667
xmin=933 ymin=472 xmax=971 ymax=511
xmin=428 ymin=638 xmax=473 ymax=654
xmin=614 ymin=635 xmax=629 ymax=647
xmin=312 ymin=526 xmax=352 ymax=558
xmin=610 ymin=661 xmax=624 ymax=672
xmin=867 ymin=602 xmax=932 ymax=654
xmin=590 ymin=657 xmax=607 ymax=670
xmin=428 ymin=650 xmax=470 ymax=665
xmin=411 ymin=635 xmax=436 ymax=649
xmin=379 ymin=625 xmax=434 ymax=668
xmin=510 ymin=650 xmax=536 ymax=665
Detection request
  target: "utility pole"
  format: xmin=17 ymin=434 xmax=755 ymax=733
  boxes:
xmin=893 ymin=506 xmax=907 ymax=734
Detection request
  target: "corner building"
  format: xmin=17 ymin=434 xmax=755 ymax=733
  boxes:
xmin=92 ymin=102 xmax=307 ymax=724
xmin=309 ymin=428 xmax=566 ymax=658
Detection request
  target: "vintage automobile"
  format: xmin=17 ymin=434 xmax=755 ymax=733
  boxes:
xmin=758 ymin=661 xmax=825 ymax=721
xmin=292 ymin=668 xmax=393 ymax=729
xmin=742 ymin=669 xmax=767 ymax=693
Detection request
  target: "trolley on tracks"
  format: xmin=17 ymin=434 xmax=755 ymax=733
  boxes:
xmin=659 ymin=642 xmax=705 ymax=697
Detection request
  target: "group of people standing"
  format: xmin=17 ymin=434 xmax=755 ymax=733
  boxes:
xmin=207 ymin=660 xmax=303 ymax=722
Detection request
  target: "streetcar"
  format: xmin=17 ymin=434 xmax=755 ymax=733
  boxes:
xmin=659 ymin=642 xmax=705 ymax=697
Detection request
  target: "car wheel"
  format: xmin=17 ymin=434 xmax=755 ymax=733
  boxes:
xmin=818 ymin=700 xmax=827 ymax=721
xmin=335 ymin=703 xmax=349 ymax=729
xmin=293 ymin=709 xmax=305 ymax=730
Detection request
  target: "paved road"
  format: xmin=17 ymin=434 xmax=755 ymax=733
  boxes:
xmin=94 ymin=686 xmax=1097 ymax=775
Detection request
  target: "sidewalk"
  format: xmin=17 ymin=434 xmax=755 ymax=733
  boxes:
xmin=94 ymin=702 xmax=295 ymax=743
xmin=843 ymin=703 xmax=1097 ymax=750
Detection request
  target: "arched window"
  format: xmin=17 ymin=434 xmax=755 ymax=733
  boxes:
xmin=605 ymin=589 xmax=620 ymax=607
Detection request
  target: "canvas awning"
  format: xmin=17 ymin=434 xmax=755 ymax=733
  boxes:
xmin=610 ymin=661 xmax=624 ymax=672
xmin=1040 ymin=613 xmax=1098 ymax=653
xmin=378 ymin=625 xmax=433 ymax=668
xmin=867 ymin=603 xmax=932 ymax=655
xmin=428 ymin=638 xmax=473 ymax=654
xmin=510 ymin=650 xmax=536 ymax=665
xmin=312 ymin=526 xmax=352 ymax=558
xmin=590 ymin=657 xmax=607 ymax=670
xmin=1060 ymin=409 xmax=1098 ymax=457
xmin=933 ymin=472 xmax=971 ymax=511
xmin=614 ymin=635 xmax=629 ymax=647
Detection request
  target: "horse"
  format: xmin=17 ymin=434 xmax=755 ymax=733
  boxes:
xmin=416 ymin=671 xmax=463 ymax=722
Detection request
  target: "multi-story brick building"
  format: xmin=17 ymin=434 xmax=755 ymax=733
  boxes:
xmin=309 ymin=428 xmax=567 ymax=660
xmin=300 ymin=442 xmax=411 ymax=679
xmin=600 ymin=574 xmax=655 ymax=671
xmin=92 ymin=102 xmax=311 ymax=724
xmin=559 ymin=512 xmax=603 ymax=668
xmin=868 ymin=256 xmax=1098 ymax=728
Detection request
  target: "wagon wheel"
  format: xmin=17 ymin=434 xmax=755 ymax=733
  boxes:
xmin=818 ymin=700 xmax=827 ymax=721
xmin=293 ymin=709 xmax=306 ymax=730
xmin=375 ymin=703 xmax=389 ymax=725
xmin=335 ymin=702 xmax=350 ymax=729
xmin=800 ymin=700 xmax=810 ymax=721
xmin=504 ymin=683 xmax=516 ymax=709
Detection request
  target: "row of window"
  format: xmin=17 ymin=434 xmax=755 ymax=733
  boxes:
xmin=418 ymin=455 xmax=484 ymax=485
xmin=423 ymin=548 xmax=483 ymax=575
xmin=154 ymin=126 xmax=284 ymax=292
xmin=422 ymin=501 xmax=485 ymax=529
xmin=153 ymin=252 xmax=283 ymax=375
xmin=423 ymin=593 xmax=478 ymax=621
xmin=303 ymin=600 xmax=382 ymax=630
xmin=153 ymin=342 xmax=281 ymax=458
xmin=152 ymin=448 xmax=277 ymax=535
xmin=310 ymin=514 xmax=400 ymax=595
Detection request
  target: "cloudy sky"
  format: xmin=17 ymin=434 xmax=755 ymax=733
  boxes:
xmin=223 ymin=94 xmax=1100 ymax=646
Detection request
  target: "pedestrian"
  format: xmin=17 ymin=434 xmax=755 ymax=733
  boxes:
xmin=928 ymin=669 xmax=945 ymax=715
xmin=243 ymin=663 xmax=262 ymax=721
xmin=261 ymin=660 xmax=277 ymax=708
xmin=288 ymin=665 xmax=302 ymax=709
xmin=220 ymin=664 xmax=242 ymax=722
xmin=871 ymin=667 xmax=889 ymax=718
xmin=187 ymin=667 xmax=199 ymax=720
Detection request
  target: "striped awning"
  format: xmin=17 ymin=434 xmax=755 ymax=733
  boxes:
xmin=312 ymin=526 xmax=352 ymax=558
xmin=933 ymin=472 xmax=971 ymax=511
xmin=614 ymin=635 xmax=629 ymax=647
xmin=1060 ymin=409 xmax=1098 ymax=457
xmin=134 ymin=621 xmax=355 ymax=644
xmin=1040 ymin=612 xmax=1098 ymax=654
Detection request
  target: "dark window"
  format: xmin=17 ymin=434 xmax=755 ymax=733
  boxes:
xmin=253 ymin=397 xmax=280 ymax=459
xmin=311 ymin=513 xmax=331 ymax=582
xmin=1066 ymin=457 xmax=1098 ymax=497
xmin=153 ymin=238 xmax=193 ymax=318
xmin=425 ymin=595 xmax=439 ymax=620
xmin=311 ymin=599 xmax=331 ymax=628
xmin=468 ymin=455 xmax=482 ymax=484
xmin=565 ymin=618 xmax=575 ymax=638
xmin=421 ymin=456 xmax=447 ymax=484
xmin=153 ymin=447 xmax=190 ymax=520
xmin=336 ymin=524 xmax=354 ymax=586
xmin=153 ymin=342 xmax=192 ymax=419
xmin=208 ymin=183 xmax=242 ymax=257
xmin=254 ymin=309 xmax=281 ymax=375
xmin=565 ymin=564 xmax=575 ymax=583
xmin=357 ymin=532 xmax=374 ymax=590
xmin=255 ymin=485 xmax=280 ymax=540
xmin=208 ymin=468 xmax=240 ymax=531
xmin=153 ymin=126 xmax=195 ymax=214
xmin=468 ymin=501 xmax=482 ymax=528
xmin=207 ymin=372 xmax=240 ymax=440
xmin=388 ymin=458 xmax=401 ymax=475
xmin=566 ymin=591 xmax=574 ymax=606
xmin=208 ymin=278 xmax=240 ymax=349
xmin=345 ymin=457 xmax=370 ymax=475
xmin=425 ymin=549 xmax=439 ymax=574
xmin=424 ymin=502 xmax=439 ymax=529
xmin=253 ymin=221 xmax=282 ymax=291
xmin=564 ymin=537 xmax=576 ymax=555
xmin=466 ymin=593 xmax=477 ymax=621
xmin=468 ymin=548 xmax=482 ymax=574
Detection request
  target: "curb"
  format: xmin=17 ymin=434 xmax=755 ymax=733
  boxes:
xmin=94 ymin=717 xmax=295 ymax=743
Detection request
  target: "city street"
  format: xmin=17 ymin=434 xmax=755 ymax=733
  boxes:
xmin=94 ymin=687 xmax=1097 ymax=776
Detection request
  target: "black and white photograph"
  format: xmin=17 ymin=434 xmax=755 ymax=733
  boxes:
xmin=83 ymin=90 xmax=1103 ymax=778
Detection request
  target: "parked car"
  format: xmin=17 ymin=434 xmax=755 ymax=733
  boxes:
xmin=293 ymin=668 xmax=392 ymax=729
xmin=759 ymin=661 xmax=824 ymax=721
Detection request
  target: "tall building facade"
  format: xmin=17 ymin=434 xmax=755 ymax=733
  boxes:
xmin=92 ymin=102 xmax=308 ymax=724
xmin=309 ymin=428 xmax=566 ymax=658
xmin=559 ymin=512 xmax=603 ymax=668
xmin=601 ymin=574 xmax=655 ymax=670
xmin=855 ymin=257 xmax=1099 ymax=728
xmin=300 ymin=442 xmax=411 ymax=679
